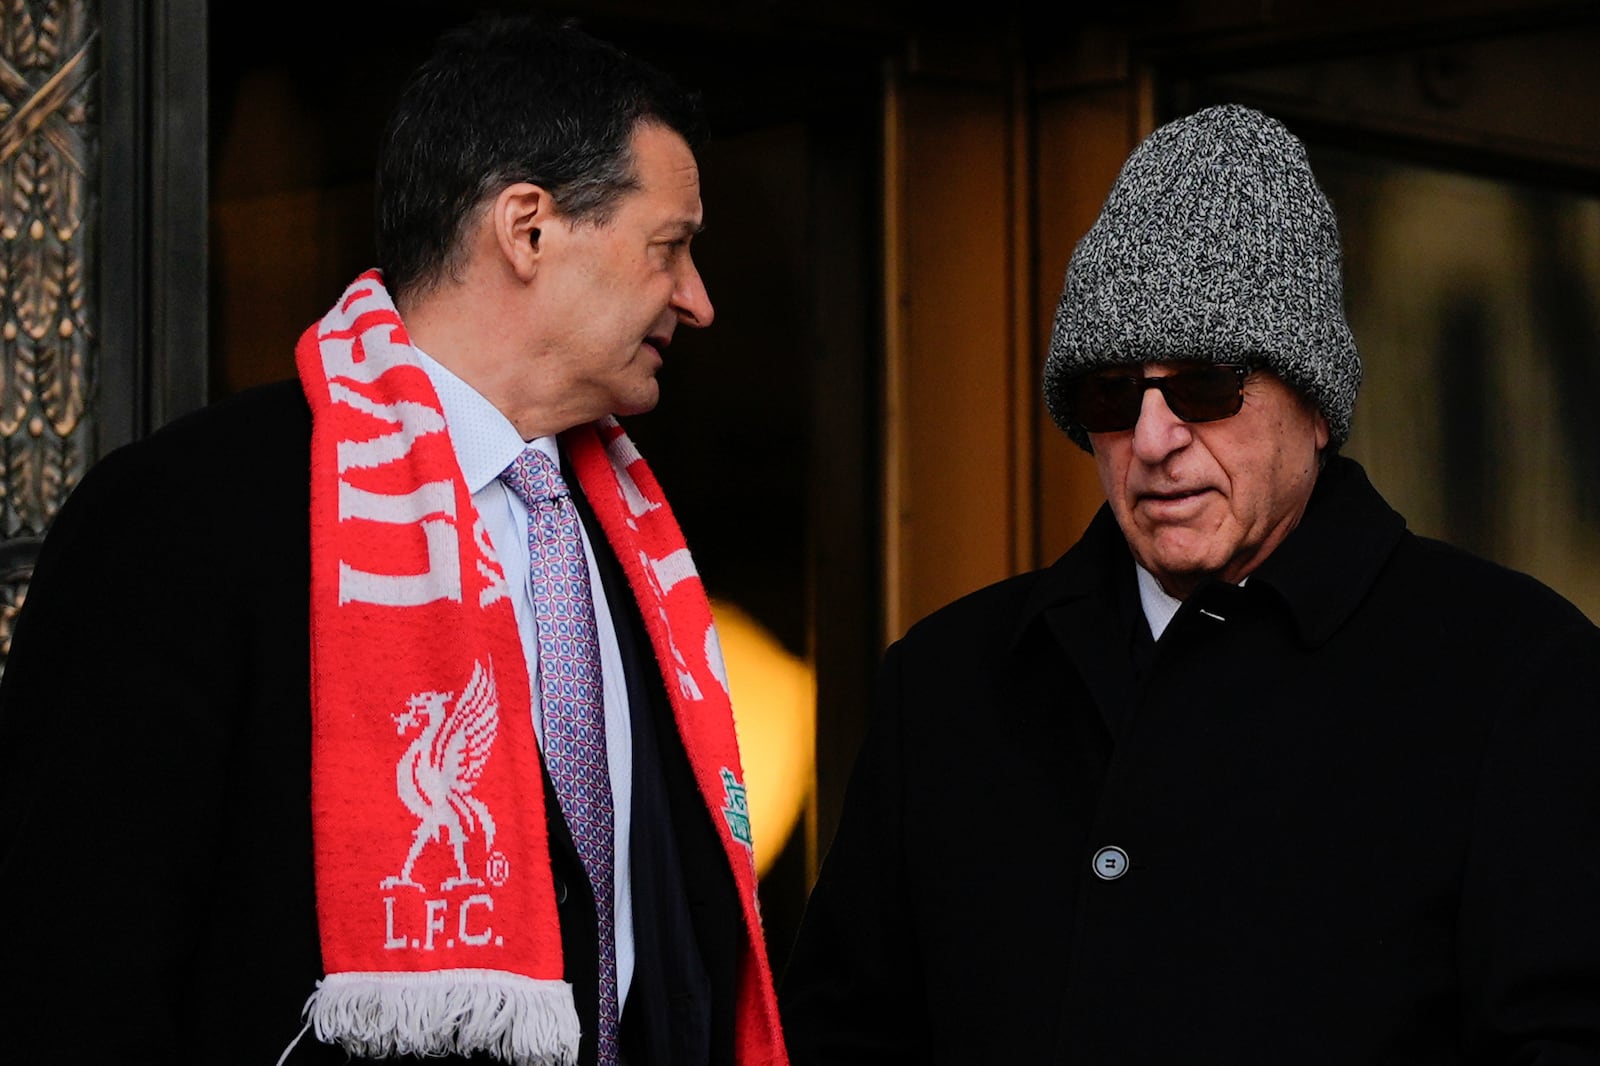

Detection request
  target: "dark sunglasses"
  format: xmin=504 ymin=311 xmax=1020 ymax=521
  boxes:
xmin=1065 ymin=363 xmax=1251 ymax=433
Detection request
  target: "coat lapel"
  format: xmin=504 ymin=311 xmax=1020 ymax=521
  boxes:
xmin=1016 ymin=505 xmax=1144 ymax=739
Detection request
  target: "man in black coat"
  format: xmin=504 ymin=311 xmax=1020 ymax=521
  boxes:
xmin=0 ymin=13 xmax=787 ymax=1066
xmin=779 ymin=104 xmax=1600 ymax=1063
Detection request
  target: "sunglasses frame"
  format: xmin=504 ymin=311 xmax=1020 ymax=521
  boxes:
xmin=1066 ymin=362 xmax=1253 ymax=434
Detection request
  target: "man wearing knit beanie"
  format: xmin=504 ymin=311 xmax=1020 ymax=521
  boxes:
xmin=782 ymin=104 xmax=1600 ymax=1063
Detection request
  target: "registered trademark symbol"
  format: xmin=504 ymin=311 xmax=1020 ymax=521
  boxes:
xmin=486 ymin=850 xmax=511 ymax=886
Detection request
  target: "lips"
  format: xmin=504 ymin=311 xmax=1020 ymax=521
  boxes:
xmin=1136 ymin=486 xmax=1214 ymax=520
xmin=642 ymin=333 xmax=671 ymax=360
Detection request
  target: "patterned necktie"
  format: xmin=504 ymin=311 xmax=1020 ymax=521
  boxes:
xmin=499 ymin=447 xmax=619 ymax=1065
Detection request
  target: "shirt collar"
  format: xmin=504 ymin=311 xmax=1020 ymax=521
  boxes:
xmin=413 ymin=346 xmax=559 ymax=489
xmin=1135 ymin=563 xmax=1183 ymax=641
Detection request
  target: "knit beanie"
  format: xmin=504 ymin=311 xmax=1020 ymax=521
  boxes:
xmin=1043 ymin=103 xmax=1361 ymax=451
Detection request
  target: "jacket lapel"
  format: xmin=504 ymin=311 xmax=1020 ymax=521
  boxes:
xmin=1017 ymin=505 xmax=1145 ymax=738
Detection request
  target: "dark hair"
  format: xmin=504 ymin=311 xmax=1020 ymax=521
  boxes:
xmin=374 ymin=12 xmax=707 ymax=306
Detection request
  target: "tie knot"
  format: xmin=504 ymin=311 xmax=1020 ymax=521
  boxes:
xmin=500 ymin=447 xmax=569 ymax=509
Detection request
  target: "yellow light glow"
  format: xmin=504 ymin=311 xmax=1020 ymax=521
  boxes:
xmin=712 ymin=598 xmax=816 ymax=877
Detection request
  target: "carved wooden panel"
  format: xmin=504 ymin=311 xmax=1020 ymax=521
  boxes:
xmin=0 ymin=0 xmax=96 ymax=662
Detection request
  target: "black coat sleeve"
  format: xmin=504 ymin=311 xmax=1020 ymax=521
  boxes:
xmin=778 ymin=639 xmax=929 ymax=1064
xmin=1458 ymin=615 xmax=1600 ymax=1064
xmin=0 ymin=439 xmax=250 ymax=1057
xmin=0 ymin=379 xmax=325 ymax=1064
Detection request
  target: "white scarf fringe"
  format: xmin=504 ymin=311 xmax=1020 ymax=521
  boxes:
xmin=305 ymin=969 xmax=580 ymax=1065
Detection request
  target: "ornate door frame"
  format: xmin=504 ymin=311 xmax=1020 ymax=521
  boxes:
xmin=0 ymin=0 xmax=207 ymax=664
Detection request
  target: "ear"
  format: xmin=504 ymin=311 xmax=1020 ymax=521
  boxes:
xmin=491 ymin=182 xmax=555 ymax=283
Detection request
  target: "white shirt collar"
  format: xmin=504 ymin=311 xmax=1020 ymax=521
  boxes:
xmin=412 ymin=346 xmax=558 ymax=486
xmin=1135 ymin=563 xmax=1184 ymax=642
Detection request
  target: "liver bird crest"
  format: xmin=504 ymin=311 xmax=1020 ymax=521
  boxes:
xmin=380 ymin=658 xmax=500 ymax=890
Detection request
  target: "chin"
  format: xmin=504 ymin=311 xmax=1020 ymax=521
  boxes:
xmin=1140 ymin=543 xmax=1228 ymax=586
xmin=613 ymin=386 xmax=661 ymax=418
xmin=1157 ymin=556 xmax=1226 ymax=581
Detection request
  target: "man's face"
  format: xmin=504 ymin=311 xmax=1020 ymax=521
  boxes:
xmin=1089 ymin=362 xmax=1329 ymax=599
xmin=535 ymin=121 xmax=713 ymax=422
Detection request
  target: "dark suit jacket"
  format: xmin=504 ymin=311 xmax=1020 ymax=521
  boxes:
xmin=0 ymin=380 xmax=742 ymax=1065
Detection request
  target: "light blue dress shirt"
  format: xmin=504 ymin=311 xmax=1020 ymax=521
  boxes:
xmin=416 ymin=347 xmax=636 ymax=1011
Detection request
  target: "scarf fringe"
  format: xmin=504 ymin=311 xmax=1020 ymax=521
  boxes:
xmin=306 ymin=969 xmax=580 ymax=1066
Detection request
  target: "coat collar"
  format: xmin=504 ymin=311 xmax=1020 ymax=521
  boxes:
xmin=1012 ymin=504 xmax=1130 ymax=646
xmin=1012 ymin=507 xmax=1143 ymax=736
xmin=1247 ymin=455 xmax=1408 ymax=647
xmin=1014 ymin=455 xmax=1408 ymax=652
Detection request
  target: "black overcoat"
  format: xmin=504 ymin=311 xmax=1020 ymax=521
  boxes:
xmin=0 ymin=380 xmax=745 ymax=1065
xmin=781 ymin=455 xmax=1600 ymax=1064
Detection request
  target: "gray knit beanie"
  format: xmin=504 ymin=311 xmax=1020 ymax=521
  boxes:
xmin=1043 ymin=103 xmax=1360 ymax=451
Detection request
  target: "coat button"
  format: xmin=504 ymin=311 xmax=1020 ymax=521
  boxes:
xmin=553 ymin=876 xmax=569 ymax=904
xmin=1092 ymin=845 xmax=1129 ymax=880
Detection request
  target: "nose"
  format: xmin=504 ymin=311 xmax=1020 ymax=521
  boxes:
xmin=673 ymin=255 xmax=715 ymax=329
xmin=1130 ymin=384 xmax=1193 ymax=463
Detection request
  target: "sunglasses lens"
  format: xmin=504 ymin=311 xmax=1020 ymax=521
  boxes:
xmin=1163 ymin=366 xmax=1246 ymax=422
xmin=1069 ymin=373 xmax=1144 ymax=433
xmin=1067 ymin=364 xmax=1247 ymax=432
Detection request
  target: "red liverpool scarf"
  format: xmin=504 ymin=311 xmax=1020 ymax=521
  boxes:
xmin=295 ymin=271 xmax=788 ymax=1066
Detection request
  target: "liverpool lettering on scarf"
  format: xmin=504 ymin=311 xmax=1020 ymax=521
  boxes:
xmin=319 ymin=281 xmax=464 ymax=607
